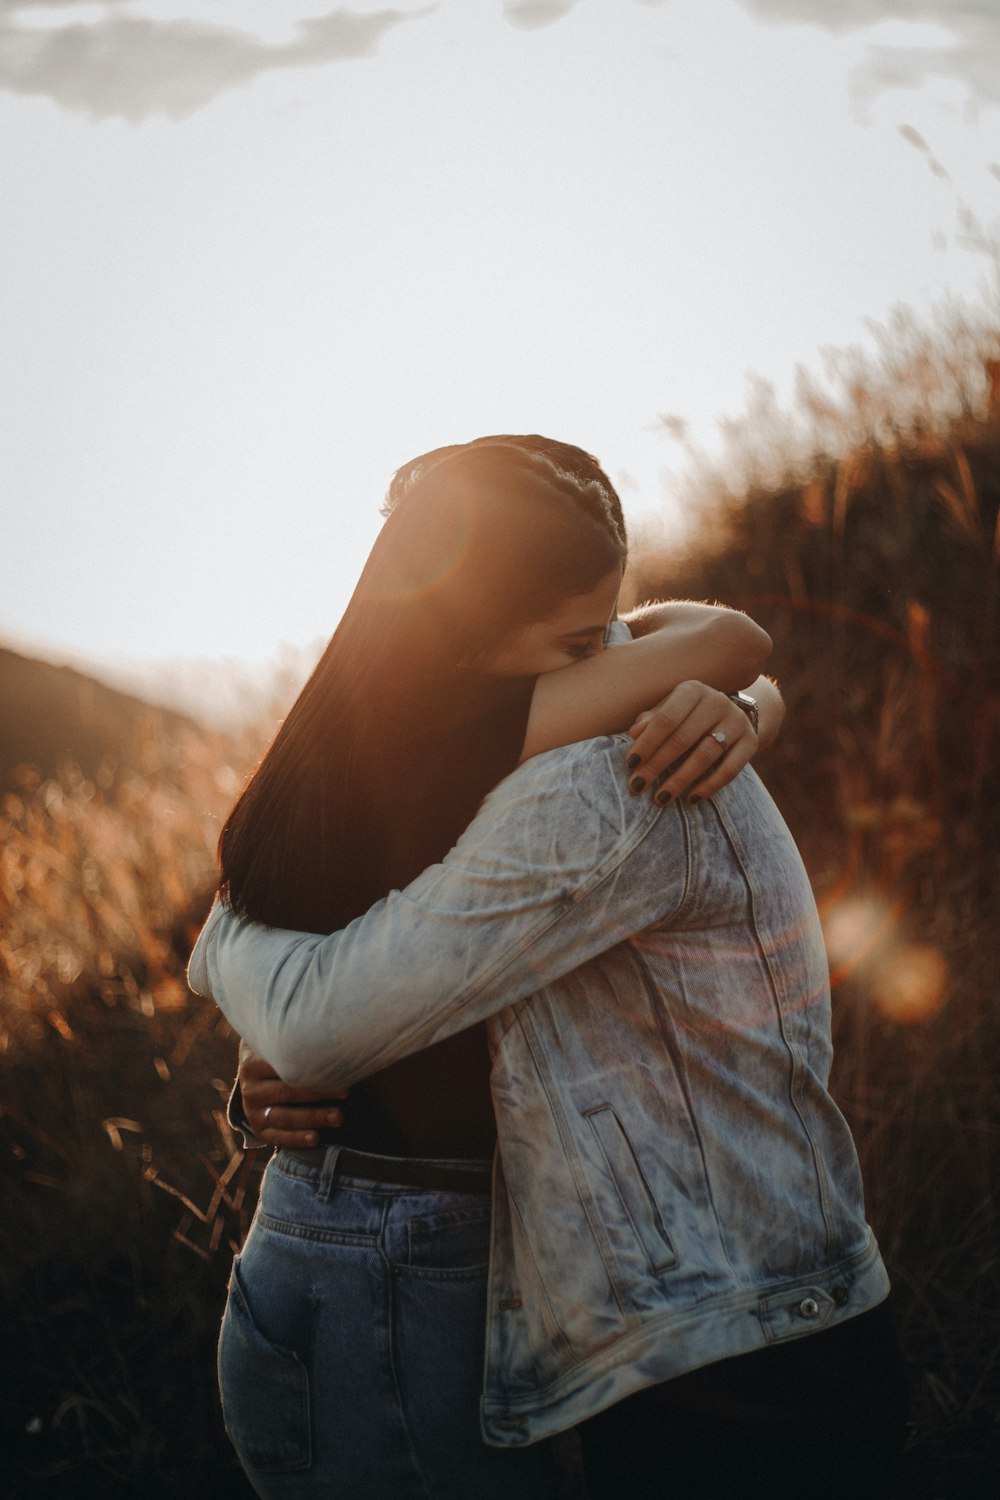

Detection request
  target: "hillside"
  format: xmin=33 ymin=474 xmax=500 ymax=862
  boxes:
xmin=0 ymin=644 xmax=202 ymax=791
xmin=0 ymin=644 xmax=260 ymax=1045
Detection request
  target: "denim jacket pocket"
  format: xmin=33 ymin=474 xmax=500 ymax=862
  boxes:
xmin=585 ymin=1106 xmax=679 ymax=1275
xmin=218 ymin=1255 xmax=312 ymax=1474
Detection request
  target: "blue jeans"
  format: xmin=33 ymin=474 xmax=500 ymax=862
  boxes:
xmin=218 ymin=1147 xmax=557 ymax=1499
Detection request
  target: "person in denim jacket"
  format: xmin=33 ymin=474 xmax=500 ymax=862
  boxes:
xmin=190 ymin=437 xmax=907 ymax=1497
xmin=193 ymin=731 xmax=909 ymax=1498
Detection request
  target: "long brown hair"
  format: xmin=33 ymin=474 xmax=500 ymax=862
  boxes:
xmin=219 ymin=436 xmax=626 ymax=933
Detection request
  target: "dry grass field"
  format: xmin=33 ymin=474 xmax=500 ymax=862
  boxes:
xmin=2 ymin=312 xmax=997 ymax=1496
xmin=0 ymin=698 xmax=264 ymax=1496
xmin=627 ymin=308 xmax=1000 ymax=1498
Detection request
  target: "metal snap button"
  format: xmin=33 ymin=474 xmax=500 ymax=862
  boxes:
xmin=832 ymin=1283 xmax=849 ymax=1307
xmin=798 ymin=1297 xmax=821 ymax=1319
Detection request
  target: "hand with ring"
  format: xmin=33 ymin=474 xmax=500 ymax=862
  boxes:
xmin=239 ymin=1038 xmax=349 ymax=1148
xmin=625 ymin=680 xmax=759 ymax=806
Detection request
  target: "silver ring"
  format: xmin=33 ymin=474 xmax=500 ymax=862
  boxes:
xmin=710 ymin=730 xmax=728 ymax=746
xmin=263 ymin=1105 xmax=273 ymax=1122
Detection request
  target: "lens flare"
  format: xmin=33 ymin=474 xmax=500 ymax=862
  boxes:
xmin=821 ymin=895 xmax=948 ymax=1024
xmin=821 ymin=897 xmax=891 ymax=973
xmin=870 ymin=944 xmax=949 ymax=1025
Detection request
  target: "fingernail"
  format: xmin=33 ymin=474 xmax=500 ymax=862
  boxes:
xmin=326 ymin=1110 xmax=342 ymax=1126
xmin=629 ymin=776 xmax=646 ymax=794
xmin=305 ymin=1132 xmax=318 ymax=1146
xmin=656 ymin=790 xmax=672 ymax=806
xmin=626 ymin=753 xmax=640 ymax=770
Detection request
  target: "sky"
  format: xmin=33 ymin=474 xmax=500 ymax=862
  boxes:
xmin=1 ymin=0 xmax=998 ymax=719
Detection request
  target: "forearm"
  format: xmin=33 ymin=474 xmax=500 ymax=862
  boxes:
xmin=522 ymin=603 xmax=771 ymax=760
xmin=623 ymin=602 xmax=772 ymax=695
xmin=620 ymin=599 xmax=690 ymax=636
xmin=189 ymin=744 xmax=681 ymax=1091
xmin=623 ymin=598 xmax=758 ymax=649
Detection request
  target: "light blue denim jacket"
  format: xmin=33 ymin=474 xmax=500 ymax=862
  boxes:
xmin=189 ymin=740 xmax=889 ymax=1446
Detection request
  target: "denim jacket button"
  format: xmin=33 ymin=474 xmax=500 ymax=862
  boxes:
xmin=798 ymin=1297 xmax=821 ymax=1320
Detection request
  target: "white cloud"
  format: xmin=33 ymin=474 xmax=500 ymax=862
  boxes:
xmin=1 ymin=1 xmax=133 ymax=8
xmin=500 ymin=0 xmax=676 ymax=25
xmin=860 ymin=27 xmax=1000 ymax=107
xmin=0 ymin=5 xmax=432 ymax=122
xmin=501 ymin=1 xmax=584 ymax=28
xmin=740 ymin=1 xmax=1000 ymax=107
xmin=741 ymin=1 xmax=993 ymax=28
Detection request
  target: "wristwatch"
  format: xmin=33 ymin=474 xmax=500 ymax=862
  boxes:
xmin=728 ymin=691 xmax=759 ymax=735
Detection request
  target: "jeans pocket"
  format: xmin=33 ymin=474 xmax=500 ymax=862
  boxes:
xmin=217 ymin=1255 xmax=312 ymax=1474
xmin=404 ymin=1207 xmax=491 ymax=1274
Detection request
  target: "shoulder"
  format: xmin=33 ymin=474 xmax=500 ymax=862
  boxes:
xmin=418 ymin=734 xmax=692 ymax=930
xmin=710 ymin=765 xmax=808 ymax=867
xmin=457 ymin=734 xmax=663 ymax=860
xmin=491 ymin=732 xmax=633 ymax=803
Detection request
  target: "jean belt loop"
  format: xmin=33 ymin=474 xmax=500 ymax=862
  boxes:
xmin=315 ymin=1144 xmax=343 ymax=1203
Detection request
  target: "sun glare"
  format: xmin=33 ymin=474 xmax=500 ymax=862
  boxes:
xmin=821 ymin=895 xmax=949 ymax=1025
xmin=821 ymin=896 xmax=891 ymax=972
xmin=869 ymin=943 xmax=950 ymax=1026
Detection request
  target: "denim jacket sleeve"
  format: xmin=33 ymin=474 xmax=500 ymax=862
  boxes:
xmin=188 ymin=736 xmax=688 ymax=1090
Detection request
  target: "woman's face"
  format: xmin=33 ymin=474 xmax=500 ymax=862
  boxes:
xmin=484 ymin=565 xmax=623 ymax=677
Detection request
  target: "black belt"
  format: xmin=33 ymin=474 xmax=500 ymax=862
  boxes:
xmin=282 ymin=1145 xmax=492 ymax=1193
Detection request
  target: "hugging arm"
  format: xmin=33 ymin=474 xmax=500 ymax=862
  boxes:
xmin=520 ymin=601 xmax=771 ymax=761
xmin=190 ymin=742 xmax=686 ymax=1094
xmin=239 ymin=672 xmax=786 ymax=1144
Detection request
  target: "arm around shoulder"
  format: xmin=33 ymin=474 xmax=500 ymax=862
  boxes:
xmin=188 ymin=742 xmax=687 ymax=1090
xmin=521 ymin=602 xmax=771 ymax=761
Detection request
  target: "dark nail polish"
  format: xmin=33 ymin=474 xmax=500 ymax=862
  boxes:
xmin=630 ymin=776 xmax=646 ymax=794
xmin=626 ymin=753 xmax=640 ymax=770
xmin=656 ymin=790 xmax=672 ymax=806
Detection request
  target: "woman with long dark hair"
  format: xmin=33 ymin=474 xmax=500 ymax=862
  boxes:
xmin=204 ymin=434 xmax=778 ymax=1497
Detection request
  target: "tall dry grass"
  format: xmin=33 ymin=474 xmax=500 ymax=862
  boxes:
xmin=629 ymin=305 xmax=1000 ymax=1497
xmin=2 ymin=306 xmax=998 ymax=1495
xmin=0 ymin=722 xmax=266 ymax=1497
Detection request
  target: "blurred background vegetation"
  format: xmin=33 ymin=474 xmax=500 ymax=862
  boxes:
xmin=2 ymin=306 xmax=997 ymax=1497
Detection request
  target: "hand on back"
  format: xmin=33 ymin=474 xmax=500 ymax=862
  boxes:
xmin=238 ymin=1037 xmax=348 ymax=1148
